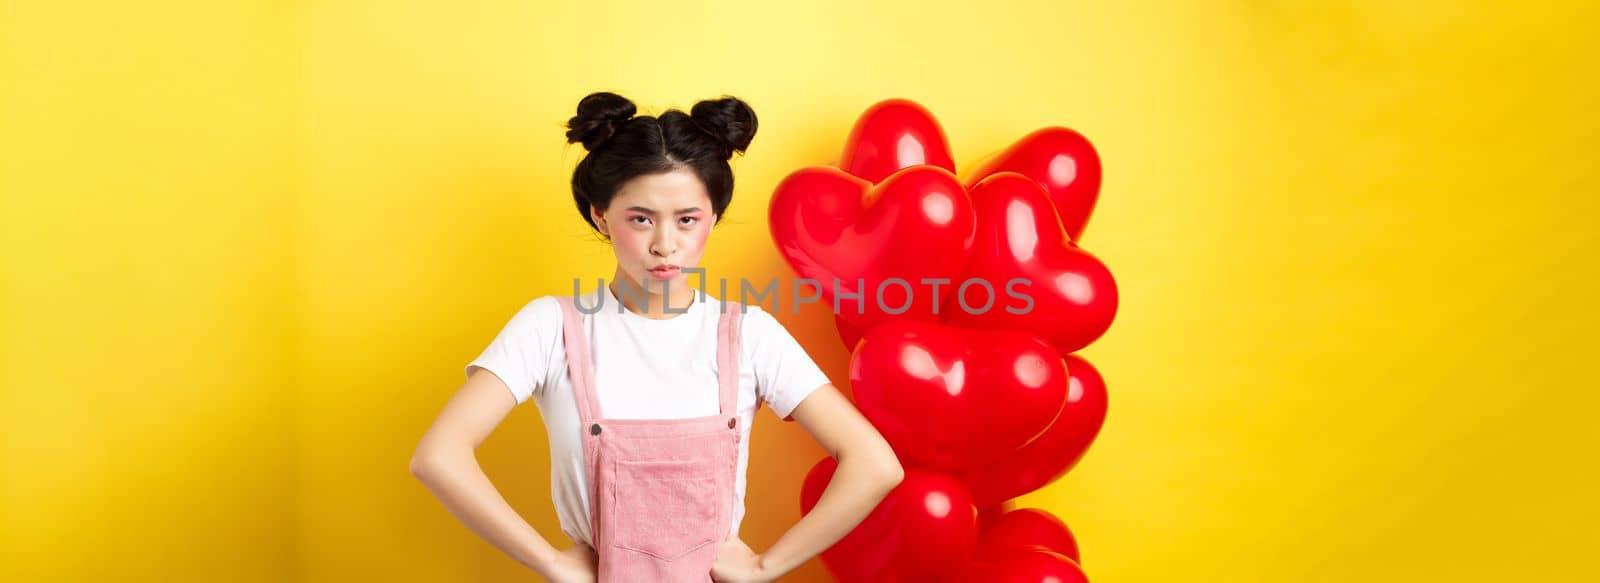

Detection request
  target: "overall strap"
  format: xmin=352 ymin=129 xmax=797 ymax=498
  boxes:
xmin=716 ymin=300 xmax=744 ymax=417
xmin=554 ymin=295 xmax=603 ymax=423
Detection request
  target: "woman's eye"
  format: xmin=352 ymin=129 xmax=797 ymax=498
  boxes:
xmin=629 ymin=216 xmax=651 ymax=226
xmin=679 ymin=216 xmax=698 ymax=226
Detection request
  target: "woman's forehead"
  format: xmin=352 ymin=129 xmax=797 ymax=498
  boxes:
xmin=612 ymin=169 xmax=709 ymax=210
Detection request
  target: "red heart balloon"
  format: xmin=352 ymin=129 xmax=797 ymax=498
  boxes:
xmin=941 ymin=172 xmax=1117 ymax=354
xmin=976 ymin=500 xmax=1018 ymax=531
xmin=977 ymin=508 xmax=1081 ymax=564
xmin=960 ymin=547 xmax=1090 ymax=583
xmin=801 ymin=458 xmax=978 ymax=583
xmin=769 ymin=164 xmax=976 ymax=333
xmin=962 ymin=127 xmax=1102 ymax=243
xmin=959 ymin=352 xmax=1108 ymax=507
xmin=839 ymin=98 xmax=956 ymax=184
xmin=849 ymin=319 xmax=1069 ymax=470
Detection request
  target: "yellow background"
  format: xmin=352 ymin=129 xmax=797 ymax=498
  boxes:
xmin=4 ymin=1 xmax=1597 ymax=581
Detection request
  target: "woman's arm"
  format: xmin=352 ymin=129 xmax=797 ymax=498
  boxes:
xmin=756 ymin=383 xmax=905 ymax=578
xmin=409 ymin=368 xmax=579 ymax=579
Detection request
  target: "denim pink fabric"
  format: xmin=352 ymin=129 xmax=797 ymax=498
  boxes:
xmin=555 ymin=295 xmax=744 ymax=582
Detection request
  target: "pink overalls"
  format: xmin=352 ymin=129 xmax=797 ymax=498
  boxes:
xmin=555 ymin=294 xmax=745 ymax=582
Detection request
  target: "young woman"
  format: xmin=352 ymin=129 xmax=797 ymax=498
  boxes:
xmin=410 ymin=92 xmax=904 ymax=583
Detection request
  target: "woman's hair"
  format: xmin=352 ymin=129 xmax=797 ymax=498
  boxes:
xmin=564 ymin=92 xmax=757 ymax=236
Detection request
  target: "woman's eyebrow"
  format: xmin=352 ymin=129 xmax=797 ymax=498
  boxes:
xmin=625 ymin=206 xmax=703 ymax=216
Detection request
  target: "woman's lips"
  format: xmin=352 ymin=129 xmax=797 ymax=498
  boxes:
xmin=647 ymin=266 xmax=680 ymax=278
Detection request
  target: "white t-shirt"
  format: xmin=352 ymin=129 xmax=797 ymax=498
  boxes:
xmin=464 ymin=285 xmax=831 ymax=546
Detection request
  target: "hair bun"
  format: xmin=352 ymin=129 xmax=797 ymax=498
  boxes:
xmin=566 ymin=92 xmax=637 ymax=151
xmin=689 ymin=96 xmax=758 ymax=159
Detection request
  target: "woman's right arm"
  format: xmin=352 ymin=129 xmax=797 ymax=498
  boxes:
xmin=409 ymin=367 xmax=590 ymax=581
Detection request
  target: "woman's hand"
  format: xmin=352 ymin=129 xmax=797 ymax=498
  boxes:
xmin=710 ymin=536 xmax=771 ymax=583
xmin=541 ymin=541 xmax=598 ymax=583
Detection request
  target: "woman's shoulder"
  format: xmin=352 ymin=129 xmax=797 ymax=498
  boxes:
xmin=493 ymin=294 xmax=562 ymax=331
xmin=722 ymin=298 xmax=786 ymax=337
xmin=529 ymin=287 xmax=604 ymax=314
xmin=702 ymin=292 xmax=765 ymax=316
xmin=525 ymin=293 xmax=566 ymax=310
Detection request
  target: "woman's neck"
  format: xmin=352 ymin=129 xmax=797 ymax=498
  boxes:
xmin=608 ymin=271 xmax=695 ymax=320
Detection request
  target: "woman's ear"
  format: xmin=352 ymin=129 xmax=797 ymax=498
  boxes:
xmin=590 ymin=205 xmax=609 ymax=237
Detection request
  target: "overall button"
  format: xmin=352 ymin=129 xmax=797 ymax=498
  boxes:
xmin=590 ymin=423 xmax=601 ymax=435
xmin=727 ymin=418 xmax=736 ymax=429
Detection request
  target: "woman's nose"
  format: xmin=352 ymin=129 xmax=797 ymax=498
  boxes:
xmin=651 ymin=231 xmax=677 ymax=257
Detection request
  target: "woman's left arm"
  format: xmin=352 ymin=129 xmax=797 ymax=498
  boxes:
xmin=751 ymin=383 xmax=904 ymax=579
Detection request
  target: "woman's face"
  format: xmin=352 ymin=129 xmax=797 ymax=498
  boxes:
xmin=590 ymin=168 xmax=715 ymax=297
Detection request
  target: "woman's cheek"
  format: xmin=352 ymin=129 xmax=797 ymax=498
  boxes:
xmin=610 ymin=228 xmax=650 ymax=258
xmin=688 ymin=224 xmax=710 ymax=253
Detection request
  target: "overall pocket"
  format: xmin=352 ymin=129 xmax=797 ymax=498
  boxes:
xmin=608 ymin=457 xmax=725 ymax=561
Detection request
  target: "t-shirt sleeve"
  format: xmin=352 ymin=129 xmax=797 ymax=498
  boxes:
xmin=741 ymin=305 xmax=831 ymax=422
xmin=465 ymin=296 xmax=561 ymax=406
